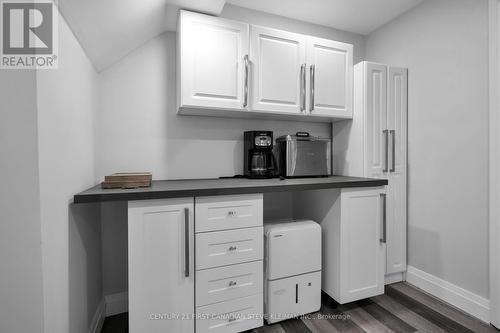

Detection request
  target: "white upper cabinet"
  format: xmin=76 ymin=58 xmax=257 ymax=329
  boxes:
xmin=177 ymin=10 xmax=353 ymax=121
xmin=178 ymin=11 xmax=249 ymax=111
xmin=249 ymin=26 xmax=307 ymax=114
xmin=306 ymin=37 xmax=353 ymax=118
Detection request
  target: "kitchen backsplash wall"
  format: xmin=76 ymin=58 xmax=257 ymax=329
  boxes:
xmin=97 ymin=32 xmax=331 ymax=181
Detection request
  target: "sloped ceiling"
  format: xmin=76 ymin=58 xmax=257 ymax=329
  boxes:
xmin=57 ymin=0 xmax=225 ymax=71
xmin=58 ymin=0 xmax=423 ymax=72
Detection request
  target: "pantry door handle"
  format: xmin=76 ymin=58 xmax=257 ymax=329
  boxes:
xmin=390 ymin=130 xmax=396 ymax=172
xmin=383 ymin=130 xmax=389 ymax=172
xmin=309 ymin=64 xmax=315 ymax=113
xmin=243 ymin=54 xmax=249 ymax=108
xmin=184 ymin=207 xmax=190 ymax=277
xmin=300 ymin=64 xmax=306 ymax=112
xmin=380 ymin=193 xmax=387 ymax=243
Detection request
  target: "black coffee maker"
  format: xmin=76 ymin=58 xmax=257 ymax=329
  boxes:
xmin=244 ymin=131 xmax=276 ymax=179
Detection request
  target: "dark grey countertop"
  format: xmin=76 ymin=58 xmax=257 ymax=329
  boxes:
xmin=73 ymin=176 xmax=388 ymax=204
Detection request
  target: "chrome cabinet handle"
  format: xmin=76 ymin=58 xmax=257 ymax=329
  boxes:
xmin=300 ymin=64 xmax=306 ymax=112
xmin=309 ymin=64 xmax=315 ymax=113
xmin=243 ymin=55 xmax=249 ymax=108
xmin=184 ymin=207 xmax=190 ymax=277
xmin=383 ymin=130 xmax=389 ymax=172
xmin=380 ymin=193 xmax=387 ymax=243
xmin=390 ymin=130 xmax=396 ymax=172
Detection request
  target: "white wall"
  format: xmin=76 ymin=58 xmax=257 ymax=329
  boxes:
xmin=96 ymin=5 xmax=365 ymax=180
xmin=97 ymin=6 xmax=365 ymax=299
xmin=365 ymin=0 xmax=489 ymax=297
xmin=101 ymin=202 xmax=128 ymax=296
xmin=221 ymin=4 xmax=366 ymax=64
xmin=0 ymin=72 xmax=44 ymax=333
xmin=36 ymin=9 xmax=102 ymax=333
xmin=97 ymin=33 xmax=331 ymax=180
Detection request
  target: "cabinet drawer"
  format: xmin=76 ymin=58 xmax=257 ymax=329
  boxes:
xmin=196 ymin=261 xmax=263 ymax=306
xmin=195 ymin=194 xmax=263 ymax=232
xmin=196 ymin=227 xmax=263 ymax=270
xmin=196 ymin=294 xmax=263 ymax=333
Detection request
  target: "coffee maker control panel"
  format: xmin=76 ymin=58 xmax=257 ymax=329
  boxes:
xmin=255 ymin=135 xmax=272 ymax=147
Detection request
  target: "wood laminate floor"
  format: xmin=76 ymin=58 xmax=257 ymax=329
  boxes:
xmin=101 ymin=283 xmax=499 ymax=333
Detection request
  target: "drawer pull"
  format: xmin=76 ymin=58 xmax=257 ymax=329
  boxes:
xmin=228 ymin=281 xmax=237 ymax=287
xmin=228 ymin=246 xmax=237 ymax=252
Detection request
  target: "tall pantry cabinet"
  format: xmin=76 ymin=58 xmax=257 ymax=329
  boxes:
xmin=333 ymin=61 xmax=408 ymax=281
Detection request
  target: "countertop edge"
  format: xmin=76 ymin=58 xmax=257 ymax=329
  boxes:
xmin=73 ymin=178 xmax=388 ymax=204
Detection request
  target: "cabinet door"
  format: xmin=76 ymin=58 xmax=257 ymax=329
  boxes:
xmin=250 ymin=26 xmax=306 ymax=114
xmin=179 ymin=11 xmax=249 ymax=110
xmin=340 ymin=188 xmax=385 ymax=303
xmin=307 ymin=37 xmax=353 ymax=118
xmin=365 ymin=63 xmax=388 ymax=179
xmin=128 ymin=198 xmax=194 ymax=333
xmin=386 ymin=67 xmax=408 ymax=274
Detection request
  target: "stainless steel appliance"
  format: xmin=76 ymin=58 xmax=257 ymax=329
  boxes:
xmin=244 ymin=131 xmax=276 ymax=178
xmin=276 ymin=132 xmax=331 ymax=178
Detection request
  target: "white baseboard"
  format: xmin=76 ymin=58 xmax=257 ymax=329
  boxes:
xmin=89 ymin=299 xmax=105 ymax=333
xmin=105 ymin=292 xmax=129 ymax=317
xmin=406 ymin=265 xmax=490 ymax=323
xmin=385 ymin=271 xmax=406 ymax=285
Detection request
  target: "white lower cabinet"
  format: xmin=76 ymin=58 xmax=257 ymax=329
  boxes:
xmin=195 ymin=194 xmax=264 ymax=333
xmin=127 ymin=190 xmax=386 ymax=332
xmin=128 ymin=198 xmax=195 ymax=333
xmin=195 ymin=227 xmax=264 ymax=270
xmin=128 ymin=195 xmax=263 ymax=333
xmin=196 ymin=294 xmax=263 ymax=333
xmin=196 ymin=261 xmax=263 ymax=307
xmin=334 ymin=188 xmax=386 ymax=303
xmin=294 ymin=187 xmax=386 ymax=304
